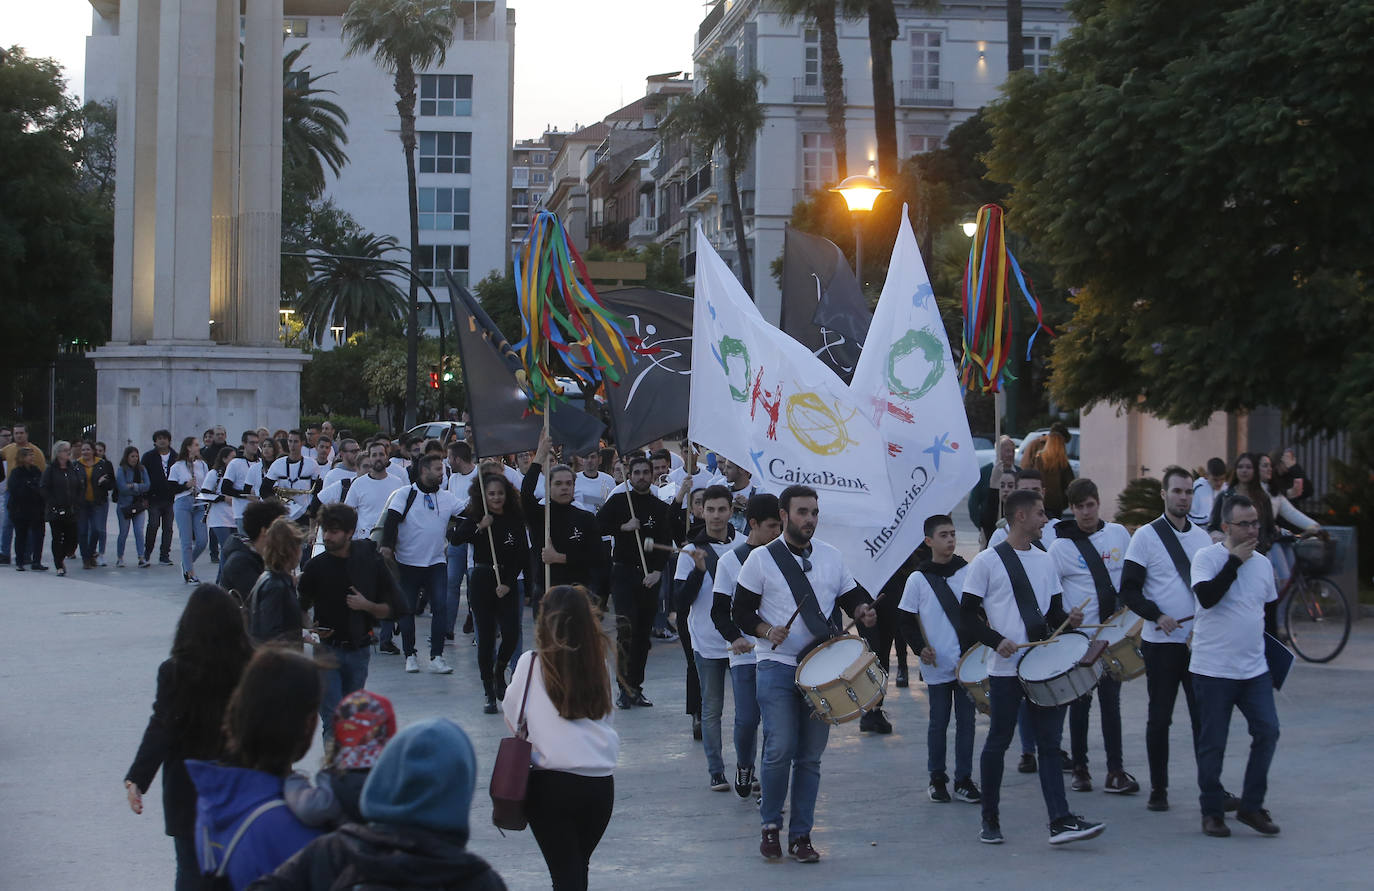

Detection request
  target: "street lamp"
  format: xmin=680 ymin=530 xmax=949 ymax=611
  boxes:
xmin=330 ymin=325 xmax=345 ymax=346
xmin=962 ymin=219 xmax=978 ymax=238
xmin=830 ymin=174 xmax=890 ymax=280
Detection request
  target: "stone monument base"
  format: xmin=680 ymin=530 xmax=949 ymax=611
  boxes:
xmin=90 ymin=342 xmax=310 ymax=452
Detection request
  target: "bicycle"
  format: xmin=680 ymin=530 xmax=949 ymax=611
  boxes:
xmin=1275 ymin=532 xmax=1351 ymax=663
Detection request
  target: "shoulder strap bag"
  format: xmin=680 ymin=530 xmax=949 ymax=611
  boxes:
xmin=490 ymin=655 xmax=537 ymax=832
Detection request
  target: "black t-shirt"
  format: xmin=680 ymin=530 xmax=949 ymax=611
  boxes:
xmin=298 ymin=553 xmax=370 ymax=648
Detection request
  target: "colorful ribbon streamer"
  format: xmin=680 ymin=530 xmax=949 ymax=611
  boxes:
xmin=513 ymin=210 xmax=632 ymax=411
xmin=958 ymin=204 xmax=1053 ymax=394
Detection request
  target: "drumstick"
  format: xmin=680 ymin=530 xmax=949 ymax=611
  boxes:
xmin=771 ymin=605 xmax=805 ymax=650
xmin=1015 ymin=596 xmax=1092 ymax=649
xmin=641 ymin=537 xmax=685 ymax=556
xmin=917 ymin=614 xmax=935 ymax=667
xmin=1155 ymin=614 xmax=1194 ymax=630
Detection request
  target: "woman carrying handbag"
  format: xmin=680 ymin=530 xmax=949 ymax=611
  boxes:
xmin=500 ymin=585 xmax=619 ymax=891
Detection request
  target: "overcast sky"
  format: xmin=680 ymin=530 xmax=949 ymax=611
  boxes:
xmin=2 ymin=0 xmax=704 ymax=138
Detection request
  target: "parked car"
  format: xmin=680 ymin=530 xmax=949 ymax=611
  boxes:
xmin=406 ymin=421 xmax=466 ymax=447
xmin=1016 ymin=427 xmax=1081 ymax=476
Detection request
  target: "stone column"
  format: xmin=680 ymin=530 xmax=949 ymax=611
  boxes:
xmin=210 ymin=0 xmax=240 ymax=344
xmin=110 ymin=0 xmax=160 ymax=344
xmin=238 ymin=0 xmax=285 ymax=346
xmin=152 ymin=0 xmax=217 ymax=343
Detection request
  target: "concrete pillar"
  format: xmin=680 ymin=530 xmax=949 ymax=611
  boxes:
xmin=210 ymin=0 xmax=240 ymax=344
xmin=238 ymin=0 xmax=285 ymax=346
xmin=110 ymin=0 xmax=160 ymax=344
xmin=152 ymin=0 xmax=216 ymax=342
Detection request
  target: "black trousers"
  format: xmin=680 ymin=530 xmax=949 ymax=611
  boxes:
xmin=470 ymin=565 xmax=521 ymax=684
xmin=144 ymin=499 xmax=174 ymax=561
xmin=678 ymin=617 xmax=701 ymax=716
xmin=49 ymin=514 xmax=78 ymax=568
xmin=858 ymin=590 xmax=909 ymax=679
xmin=527 ymin=771 xmax=614 ymax=891
xmin=1142 ymin=640 xmax=1201 ymax=793
xmin=611 ymin=564 xmax=656 ymax=692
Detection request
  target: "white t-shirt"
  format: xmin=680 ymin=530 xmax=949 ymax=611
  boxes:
xmin=503 ymin=651 xmax=618 ymax=777
xmin=389 ymin=485 xmax=464 ymax=567
xmin=675 ymin=540 xmax=736 ymax=661
xmin=446 ymin=466 xmax=479 ymax=510
xmin=1189 ymin=542 xmax=1277 ymax=680
xmin=200 ymin=469 xmax=235 ymax=528
xmin=167 ymin=460 xmax=207 ymax=502
xmin=735 ymin=537 xmax=857 ymax=668
xmin=1189 ymin=477 xmax=1217 ymax=526
xmin=962 ymin=544 xmax=1063 ymax=677
xmin=664 ymin=466 xmax=717 ymax=507
xmin=898 ymin=564 xmax=970 ymax=685
xmin=322 ymin=465 xmax=355 ymax=489
xmin=343 ymin=473 xmax=407 ymax=539
xmin=301 ymin=445 xmax=317 ymax=462
xmin=1124 ymin=516 xmax=1214 ymax=644
xmin=575 ymin=471 xmax=616 ymax=513
xmin=712 ymin=544 xmax=760 ymax=667
xmin=224 ymin=457 xmax=263 ymax=521
xmin=266 ymin=456 xmax=321 ymax=521
xmin=1048 ymin=523 xmax=1132 ymax=626
xmin=988 ymin=521 xmax=1057 ymax=550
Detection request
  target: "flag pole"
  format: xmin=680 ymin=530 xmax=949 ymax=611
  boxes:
xmin=626 ymin=487 xmax=652 ymax=577
xmin=543 ymin=371 xmax=553 ymax=593
xmin=479 ymin=473 xmax=505 ymax=596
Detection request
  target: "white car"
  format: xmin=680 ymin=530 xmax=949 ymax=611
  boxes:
xmin=406 ymin=421 xmax=466 ymax=446
xmin=1015 ymin=427 xmax=1081 ymax=476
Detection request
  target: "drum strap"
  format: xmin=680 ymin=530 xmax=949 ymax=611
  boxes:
xmin=1150 ymin=517 xmax=1194 ymax=591
xmin=921 ymin=572 xmax=966 ymax=649
xmin=993 ymin=543 xmax=1049 ymax=642
xmin=766 ymin=538 xmax=834 ymax=643
xmin=1070 ymin=535 xmax=1117 ymax=619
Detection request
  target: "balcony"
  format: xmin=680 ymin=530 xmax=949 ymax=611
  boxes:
xmin=511 ymin=166 xmax=530 ymax=188
xmin=628 ymin=216 xmax=658 ymax=239
xmin=793 ymin=77 xmax=844 ymax=105
xmin=683 ymin=163 xmax=713 ymax=203
xmin=696 ymin=1 xmax=724 ymax=47
xmin=898 ymin=80 xmax=955 ymax=108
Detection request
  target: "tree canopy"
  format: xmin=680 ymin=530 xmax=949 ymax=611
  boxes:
xmin=985 ymin=0 xmax=1374 ymax=438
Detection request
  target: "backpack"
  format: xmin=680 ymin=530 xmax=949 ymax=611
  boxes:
xmin=368 ymin=486 xmax=419 ymax=545
xmin=199 ymin=798 xmax=286 ymax=890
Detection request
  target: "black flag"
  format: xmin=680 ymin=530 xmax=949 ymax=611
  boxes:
xmin=780 ymin=226 xmax=871 ymax=382
xmin=447 ymin=276 xmax=604 ymax=459
xmin=597 ymin=287 xmax=694 ymax=454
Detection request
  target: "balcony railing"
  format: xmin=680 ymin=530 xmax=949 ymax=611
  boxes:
xmin=792 ymin=77 xmax=844 ymax=105
xmin=683 ymin=163 xmax=712 ymax=202
xmin=628 ymin=216 xmax=658 ymax=239
xmin=898 ymin=79 xmax=955 ymax=107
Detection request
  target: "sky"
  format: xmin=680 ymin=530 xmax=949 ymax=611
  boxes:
xmin=1 ymin=0 xmax=706 ymax=138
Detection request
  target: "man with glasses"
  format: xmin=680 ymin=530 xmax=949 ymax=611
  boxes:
xmin=222 ymin=430 xmax=264 ymax=535
xmin=323 ymin=439 xmax=362 ymax=488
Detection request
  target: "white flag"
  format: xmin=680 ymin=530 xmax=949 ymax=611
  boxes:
xmin=688 ymin=228 xmax=893 ymax=525
xmin=823 ymin=208 xmax=981 ymax=593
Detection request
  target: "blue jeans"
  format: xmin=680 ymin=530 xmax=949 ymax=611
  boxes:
xmin=317 ymin=644 xmax=371 ymax=741
xmin=210 ymin=526 xmax=236 ymax=557
xmin=445 ymin=543 xmax=470 ymax=637
xmin=116 ymin=509 xmax=147 ymax=561
xmin=1192 ymin=672 xmax=1279 ymax=818
xmin=1069 ymin=674 xmax=1124 ymax=772
xmin=730 ymin=661 xmax=761 ymax=770
xmin=77 ymin=501 xmax=100 ymax=562
xmin=172 ymin=497 xmax=207 ymax=575
xmin=756 ymin=659 xmax=830 ymax=838
xmin=694 ymin=653 xmax=729 ymax=776
xmin=928 ymin=681 xmax=975 ymax=782
xmin=0 ymin=493 xmax=10 ymax=558
xmin=385 ymin=562 xmax=447 ymax=659
xmin=981 ymin=675 xmax=1069 ymax=823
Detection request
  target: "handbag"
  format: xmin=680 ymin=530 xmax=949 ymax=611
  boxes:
xmin=122 ymin=497 xmax=148 ymax=520
xmin=490 ymin=655 xmax=536 ymax=831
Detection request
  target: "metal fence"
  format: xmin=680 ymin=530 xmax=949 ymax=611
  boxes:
xmin=1280 ymin=424 xmax=1351 ymax=508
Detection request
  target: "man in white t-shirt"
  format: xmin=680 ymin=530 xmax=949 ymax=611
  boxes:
xmin=897 ymin=513 xmax=981 ymax=806
xmin=1189 ymin=457 xmax=1228 ymax=527
xmin=265 ymin=430 xmax=321 ymax=523
xmin=322 ymin=438 xmax=361 ymax=489
xmin=344 ymin=442 xmax=407 ymax=545
xmin=961 ymin=488 xmax=1103 ymax=847
xmin=663 ymin=443 xmax=716 ymax=508
xmin=987 ymin=469 xmax=1059 ymax=551
xmin=731 ymin=485 xmax=876 ymax=864
xmin=1118 ymin=464 xmax=1222 ymax=814
xmin=223 ymin=430 xmax=264 ymax=535
xmin=1048 ymin=479 xmax=1138 ymax=796
xmin=574 ymin=448 xmax=615 ymax=513
xmin=1189 ymin=494 xmax=1281 ymax=838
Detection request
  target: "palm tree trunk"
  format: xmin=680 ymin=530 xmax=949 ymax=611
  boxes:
xmin=816 ymin=0 xmax=847 ymax=178
xmin=726 ymin=158 xmax=753 ymax=298
xmin=395 ymin=64 xmax=420 ymax=429
xmin=867 ymin=0 xmax=899 ymax=183
xmin=1007 ymin=0 xmax=1025 ymax=72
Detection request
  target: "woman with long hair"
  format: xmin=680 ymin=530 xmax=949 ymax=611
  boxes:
xmin=187 ymin=647 xmax=323 ymax=890
xmin=1257 ymin=452 xmax=1320 ymax=586
xmin=504 ymin=585 xmax=619 ymax=891
xmin=1033 ymin=425 xmax=1075 ymax=519
xmin=248 ymin=518 xmax=306 ymax=645
xmin=258 ymin=436 xmax=280 ymax=468
xmin=1209 ymin=453 xmax=1274 ymax=546
xmin=451 ymin=472 xmax=529 ymax=713
xmin=202 ymin=448 xmax=239 ymax=563
xmin=169 ymin=436 xmax=209 ymax=584
xmin=115 ymin=445 xmax=151 ymax=568
xmin=39 ymin=440 xmax=84 ymax=576
xmin=124 ymin=584 xmax=255 ymax=891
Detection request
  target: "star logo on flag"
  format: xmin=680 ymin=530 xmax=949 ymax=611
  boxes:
xmin=922 ymin=432 xmax=957 ymax=470
xmin=912 ymin=283 xmax=934 ymax=308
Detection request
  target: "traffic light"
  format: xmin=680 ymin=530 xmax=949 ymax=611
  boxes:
xmin=429 ymin=364 xmax=440 ymax=390
xmin=441 ymin=355 xmax=455 ymax=383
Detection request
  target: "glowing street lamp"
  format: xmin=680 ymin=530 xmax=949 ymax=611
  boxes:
xmin=830 ymin=174 xmax=890 ymax=279
xmin=962 ymin=219 xmax=979 ymax=238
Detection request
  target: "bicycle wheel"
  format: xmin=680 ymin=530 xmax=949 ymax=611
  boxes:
xmin=1285 ymin=576 xmax=1351 ymax=664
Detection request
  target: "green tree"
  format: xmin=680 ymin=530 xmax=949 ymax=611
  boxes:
xmin=300 ymin=336 xmax=373 ymax=417
xmin=664 ymin=55 xmax=766 ymax=296
xmin=985 ymin=0 xmax=1374 ymax=438
xmin=283 ymin=44 xmax=350 ymax=200
xmin=343 ymin=0 xmax=463 ymax=430
xmin=297 ymin=230 xmax=409 ymax=341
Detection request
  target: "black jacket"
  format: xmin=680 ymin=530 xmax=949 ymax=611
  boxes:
xmin=248 ymin=822 xmax=506 ymax=891
xmin=248 ymin=570 xmax=304 ymax=646
xmin=596 ymin=489 xmax=671 ymax=573
xmin=141 ymin=448 xmax=177 ymax=502
xmin=40 ymin=461 xmax=86 ymax=513
xmin=217 ymin=534 xmax=265 ymax=600
xmin=451 ymin=511 xmax=530 ymax=579
xmin=298 ymin=538 xmax=403 ymax=648
xmin=5 ymin=465 xmax=45 ymax=521
xmin=522 ymin=463 xmax=603 ymax=589
xmin=124 ymin=660 xmax=200 ymax=837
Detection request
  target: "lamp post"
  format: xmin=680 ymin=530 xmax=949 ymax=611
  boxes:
xmin=830 ymin=175 xmax=891 ymax=282
xmin=962 ymin=219 xmax=978 ymax=238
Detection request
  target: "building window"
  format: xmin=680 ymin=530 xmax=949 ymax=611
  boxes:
xmin=418 ymin=187 xmax=471 ymax=230
xmin=531 ymin=171 xmax=546 ymax=185
xmin=909 ymin=31 xmax=941 ymax=90
xmin=512 ymin=190 xmax=528 ymax=207
xmin=803 ymin=28 xmax=820 ymax=87
xmin=801 ymin=132 xmax=836 ymax=194
xmin=906 ymin=133 xmax=942 ymax=156
xmin=418 ymin=244 xmax=469 ymax=287
xmin=1023 ymin=34 xmax=1054 ymax=74
xmin=418 ymin=131 xmax=472 ymax=174
xmin=282 ymin=18 xmax=308 ymax=38
xmin=532 ymin=152 xmax=545 ymax=164
xmin=419 ymin=75 xmax=473 ymax=116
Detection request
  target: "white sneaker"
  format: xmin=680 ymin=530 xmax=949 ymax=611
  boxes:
xmin=405 ymin=655 xmax=420 ymax=673
xmin=430 ymin=655 xmax=453 ymax=674
xmin=115 ymin=559 xmax=125 ymax=568
xmin=96 ymin=557 xmax=107 ymax=567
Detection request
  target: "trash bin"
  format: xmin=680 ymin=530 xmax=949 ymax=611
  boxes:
xmin=1324 ymin=526 xmax=1360 ymax=622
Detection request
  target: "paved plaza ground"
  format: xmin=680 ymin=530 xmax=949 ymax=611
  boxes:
xmin=4 ymin=511 xmax=1373 ymax=889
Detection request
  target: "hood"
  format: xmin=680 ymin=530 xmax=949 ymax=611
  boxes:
xmin=917 ymin=555 xmax=968 ymax=577
xmin=220 ymin=534 xmax=261 ymax=565
xmin=691 ymin=525 xmax=735 ymax=548
xmin=337 ymin=823 xmax=497 ymax=886
xmin=185 ymin=761 xmax=283 ymax=835
xmin=361 ymin=718 xmax=475 ymax=839
xmin=1054 ymin=519 xmax=1104 ymax=542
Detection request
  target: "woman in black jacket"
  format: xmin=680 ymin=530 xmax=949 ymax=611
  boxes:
xmin=248 ymin=517 xmax=306 ymax=646
xmin=124 ymin=583 xmax=254 ymax=891
xmin=7 ymin=445 xmax=47 ymax=571
xmin=40 ymin=440 xmax=85 ymax=576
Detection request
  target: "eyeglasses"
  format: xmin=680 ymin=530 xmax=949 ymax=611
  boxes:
xmin=801 ymin=555 xmax=812 ymax=574
xmin=1228 ymin=520 xmax=1261 ymax=529
xmin=424 ymin=493 xmax=435 ymax=511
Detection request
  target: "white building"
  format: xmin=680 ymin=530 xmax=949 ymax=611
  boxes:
xmin=684 ymin=0 xmax=1074 ymax=321
xmin=84 ymin=0 xmax=515 ymax=336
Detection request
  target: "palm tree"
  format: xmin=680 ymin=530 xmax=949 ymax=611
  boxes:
xmin=282 ymin=45 xmax=350 ymax=198
xmin=665 ymin=56 xmax=766 ymax=297
xmin=297 ymin=230 xmax=409 ymax=341
xmin=775 ymin=0 xmax=856 ymax=179
xmin=342 ymin=0 xmax=462 ymax=429
xmin=1007 ymin=0 xmax=1025 ymax=72
xmin=867 ymin=0 xmax=901 ymax=183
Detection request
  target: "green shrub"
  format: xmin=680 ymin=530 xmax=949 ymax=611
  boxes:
xmin=300 ymin=414 xmax=380 ymax=442
xmin=1115 ymin=476 xmax=1165 ymax=531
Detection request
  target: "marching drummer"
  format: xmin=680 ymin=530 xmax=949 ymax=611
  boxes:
xmin=960 ymin=488 xmax=1105 ymax=846
xmin=731 ymin=485 xmax=877 ymax=864
xmin=897 ymin=514 xmax=982 ymax=805
xmin=1048 ymin=479 xmax=1140 ymax=795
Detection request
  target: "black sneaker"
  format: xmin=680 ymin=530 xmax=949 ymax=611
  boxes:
xmin=734 ymin=766 xmax=755 ymax=799
xmin=1236 ymin=809 xmax=1280 ymax=836
xmin=787 ymin=835 xmax=821 ymax=863
xmin=1059 ymin=749 xmax=1072 ymax=773
xmin=979 ymin=817 xmax=1004 ymax=844
xmin=953 ymin=778 xmax=982 ymax=803
xmin=1018 ymin=753 xmax=1037 ymax=774
xmin=709 ymin=772 xmax=730 ymax=792
xmin=859 ymin=708 xmax=892 ymax=734
xmin=378 ymin=642 xmax=401 ymax=655
xmin=31 ymin=563 xmax=48 ymax=571
xmin=895 ymin=669 xmax=909 ymax=688
xmin=632 ymin=690 xmax=654 ymax=707
xmin=1222 ymin=790 xmax=1241 ymax=813
xmin=1048 ymin=814 xmax=1106 ymax=845
xmin=760 ymin=825 xmax=782 ymax=860
xmin=928 ymin=778 xmax=951 ymax=803
xmin=462 ymin=612 xmax=474 ymax=634
xmin=1071 ymin=766 xmax=1092 ymax=792
xmin=158 ymin=557 xmax=174 ymax=566
xmin=14 ymin=564 xmax=25 ymax=572
xmin=1147 ymin=789 xmax=1169 ymax=812
xmin=616 ymin=690 xmax=633 ymax=710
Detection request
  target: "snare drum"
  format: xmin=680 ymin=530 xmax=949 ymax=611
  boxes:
xmin=955 ymin=644 xmax=993 ymax=715
xmin=1017 ymin=632 xmax=1105 ymax=708
xmin=794 ymin=636 xmax=887 ymax=725
xmin=1092 ymin=610 xmax=1146 ymax=682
